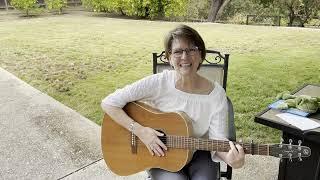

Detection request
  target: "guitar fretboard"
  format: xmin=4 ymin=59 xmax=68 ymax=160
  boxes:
xmin=162 ymin=136 xmax=269 ymax=155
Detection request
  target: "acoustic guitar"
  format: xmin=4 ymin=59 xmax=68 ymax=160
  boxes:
xmin=101 ymin=101 xmax=311 ymax=176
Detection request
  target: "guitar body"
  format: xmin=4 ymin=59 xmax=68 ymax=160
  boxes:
xmin=101 ymin=102 xmax=312 ymax=176
xmin=101 ymin=102 xmax=194 ymax=176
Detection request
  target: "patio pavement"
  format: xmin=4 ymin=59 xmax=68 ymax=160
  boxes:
xmin=0 ymin=67 xmax=279 ymax=180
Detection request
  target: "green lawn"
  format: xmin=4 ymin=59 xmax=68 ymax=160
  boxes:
xmin=0 ymin=13 xmax=319 ymax=143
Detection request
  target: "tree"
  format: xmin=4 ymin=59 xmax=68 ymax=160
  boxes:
xmin=207 ymin=0 xmax=232 ymax=22
xmin=4 ymin=0 xmax=8 ymax=10
xmin=82 ymin=0 xmax=109 ymax=12
xmin=164 ymin=0 xmax=188 ymax=19
xmin=258 ymin=0 xmax=320 ymax=27
xmin=185 ymin=0 xmax=209 ymax=20
xmin=11 ymin=0 xmax=38 ymax=16
xmin=45 ymin=0 xmax=67 ymax=14
xmin=289 ymin=0 xmax=320 ymax=27
xmin=82 ymin=0 xmax=188 ymax=20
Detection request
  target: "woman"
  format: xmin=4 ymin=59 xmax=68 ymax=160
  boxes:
xmin=101 ymin=24 xmax=245 ymax=180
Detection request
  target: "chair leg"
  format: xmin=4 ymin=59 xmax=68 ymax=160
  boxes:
xmin=217 ymin=162 xmax=222 ymax=179
xmin=226 ymin=165 xmax=232 ymax=180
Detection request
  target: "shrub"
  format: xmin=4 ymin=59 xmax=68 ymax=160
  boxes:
xmin=11 ymin=0 xmax=38 ymax=16
xmin=45 ymin=0 xmax=67 ymax=14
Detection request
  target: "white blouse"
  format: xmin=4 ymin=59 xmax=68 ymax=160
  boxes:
xmin=101 ymin=70 xmax=228 ymax=161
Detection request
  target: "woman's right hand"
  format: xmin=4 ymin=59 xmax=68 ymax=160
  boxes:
xmin=135 ymin=126 xmax=167 ymax=157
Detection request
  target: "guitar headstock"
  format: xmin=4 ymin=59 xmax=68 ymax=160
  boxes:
xmin=269 ymin=139 xmax=311 ymax=161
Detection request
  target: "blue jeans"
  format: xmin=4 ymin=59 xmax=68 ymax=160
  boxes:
xmin=148 ymin=150 xmax=220 ymax=180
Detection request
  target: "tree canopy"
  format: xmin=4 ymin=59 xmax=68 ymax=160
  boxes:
xmin=82 ymin=0 xmax=188 ymax=19
xmin=9 ymin=0 xmax=320 ymax=27
xmin=257 ymin=0 xmax=320 ymax=26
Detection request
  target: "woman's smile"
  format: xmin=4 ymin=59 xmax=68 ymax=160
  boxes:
xmin=180 ymin=63 xmax=192 ymax=67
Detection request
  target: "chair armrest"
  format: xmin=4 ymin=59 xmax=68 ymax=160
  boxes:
xmin=227 ymin=96 xmax=236 ymax=141
xmin=222 ymin=96 xmax=236 ymax=180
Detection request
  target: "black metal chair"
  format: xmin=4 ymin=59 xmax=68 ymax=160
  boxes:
xmin=152 ymin=50 xmax=236 ymax=180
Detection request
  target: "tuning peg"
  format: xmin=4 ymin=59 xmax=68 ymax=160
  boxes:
xmin=279 ymin=154 xmax=283 ymax=162
xmin=298 ymin=140 xmax=302 ymax=150
xmin=289 ymin=153 xmax=292 ymax=162
xmin=288 ymin=139 xmax=293 ymax=150
xmin=298 ymin=153 xmax=302 ymax=161
xmin=279 ymin=138 xmax=284 ymax=148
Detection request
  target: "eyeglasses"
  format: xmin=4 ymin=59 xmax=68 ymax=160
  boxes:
xmin=170 ymin=47 xmax=199 ymax=58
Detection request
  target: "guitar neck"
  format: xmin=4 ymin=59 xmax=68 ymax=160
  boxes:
xmin=165 ymin=136 xmax=269 ymax=155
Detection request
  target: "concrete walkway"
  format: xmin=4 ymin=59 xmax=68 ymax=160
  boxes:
xmin=0 ymin=67 xmax=279 ymax=180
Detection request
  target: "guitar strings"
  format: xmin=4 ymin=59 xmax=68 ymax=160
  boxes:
xmin=152 ymin=135 xmax=269 ymax=154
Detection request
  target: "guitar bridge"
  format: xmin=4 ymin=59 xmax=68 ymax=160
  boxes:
xmin=131 ymin=132 xmax=137 ymax=154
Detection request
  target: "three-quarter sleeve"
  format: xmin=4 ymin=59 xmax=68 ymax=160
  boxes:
xmin=101 ymin=73 xmax=161 ymax=111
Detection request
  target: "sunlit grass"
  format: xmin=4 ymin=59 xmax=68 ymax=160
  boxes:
xmin=0 ymin=13 xmax=319 ymax=143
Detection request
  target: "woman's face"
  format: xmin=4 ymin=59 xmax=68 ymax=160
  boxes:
xmin=169 ymin=38 xmax=202 ymax=77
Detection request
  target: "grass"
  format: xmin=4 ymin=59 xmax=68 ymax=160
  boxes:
xmin=0 ymin=12 xmax=319 ymax=143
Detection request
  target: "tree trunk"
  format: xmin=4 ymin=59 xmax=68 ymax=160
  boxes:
xmin=216 ymin=0 xmax=231 ymax=20
xmin=157 ymin=0 xmax=164 ymax=18
xmin=298 ymin=5 xmax=313 ymax=27
xmin=287 ymin=4 xmax=295 ymax=26
xmin=207 ymin=0 xmax=221 ymax=22
xmin=4 ymin=0 xmax=8 ymax=10
xmin=207 ymin=0 xmax=231 ymax=22
xmin=119 ymin=7 xmax=126 ymax=15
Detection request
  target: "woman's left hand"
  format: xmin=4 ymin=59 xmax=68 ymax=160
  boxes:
xmin=224 ymin=141 xmax=245 ymax=169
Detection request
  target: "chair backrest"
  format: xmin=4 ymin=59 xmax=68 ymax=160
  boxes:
xmin=152 ymin=50 xmax=230 ymax=91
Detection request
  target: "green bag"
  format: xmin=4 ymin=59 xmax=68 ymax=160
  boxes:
xmin=276 ymin=92 xmax=320 ymax=113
